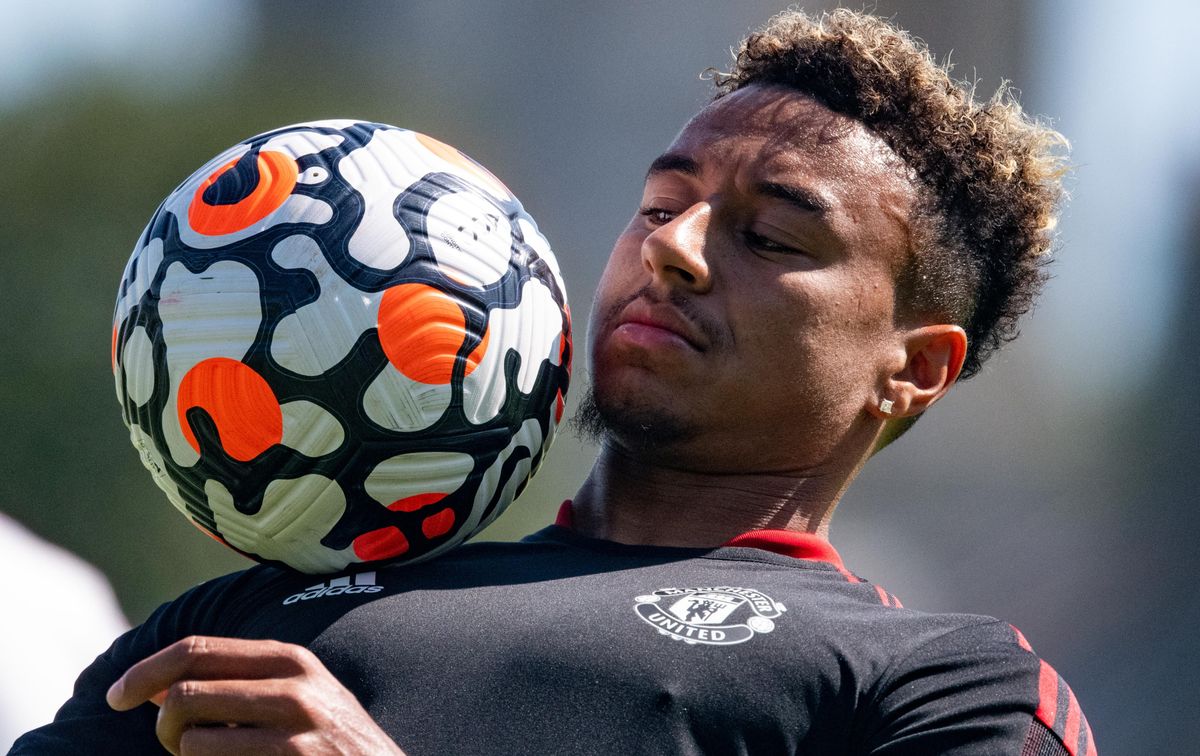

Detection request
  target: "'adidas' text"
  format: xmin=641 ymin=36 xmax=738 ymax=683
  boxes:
xmin=283 ymin=572 xmax=383 ymax=605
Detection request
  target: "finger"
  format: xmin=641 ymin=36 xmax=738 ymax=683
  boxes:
xmin=178 ymin=725 xmax=297 ymax=756
xmin=155 ymin=679 xmax=300 ymax=754
xmin=108 ymin=636 xmax=312 ymax=711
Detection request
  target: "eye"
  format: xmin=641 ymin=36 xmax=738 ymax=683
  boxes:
xmin=638 ymin=206 xmax=677 ymax=226
xmin=743 ymin=229 xmax=802 ymax=255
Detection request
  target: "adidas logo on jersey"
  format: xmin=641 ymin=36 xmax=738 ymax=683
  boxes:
xmin=282 ymin=571 xmax=383 ymax=605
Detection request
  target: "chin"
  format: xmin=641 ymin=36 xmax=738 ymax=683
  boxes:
xmin=572 ymin=386 xmax=694 ymax=452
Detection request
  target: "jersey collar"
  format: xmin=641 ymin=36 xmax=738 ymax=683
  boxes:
xmin=554 ymin=500 xmax=848 ymax=571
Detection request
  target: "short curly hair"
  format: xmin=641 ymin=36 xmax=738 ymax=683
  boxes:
xmin=711 ymin=9 xmax=1069 ymax=384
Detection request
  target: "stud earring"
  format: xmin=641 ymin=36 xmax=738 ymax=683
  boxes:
xmin=879 ymin=398 xmax=894 ymax=415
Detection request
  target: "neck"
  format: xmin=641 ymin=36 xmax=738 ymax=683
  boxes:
xmin=570 ymin=441 xmax=858 ymax=547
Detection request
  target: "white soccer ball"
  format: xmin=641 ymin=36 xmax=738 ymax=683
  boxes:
xmin=112 ymin=121 xmax=571 ymax=573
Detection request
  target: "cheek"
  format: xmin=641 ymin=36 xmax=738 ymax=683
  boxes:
xmin=596 ymin=223 xmax=645 ymax=289
xmin=740 ymin=285 xmax=886 ymax=400
xmin=588 ymin=229 xmax=645 ymax=355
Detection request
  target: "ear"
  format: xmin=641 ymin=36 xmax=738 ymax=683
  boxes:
xmin=870 ymin=324 xmax=967 ymax=419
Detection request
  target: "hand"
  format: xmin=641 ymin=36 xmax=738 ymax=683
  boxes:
xmin=106 ymin=635 xmax=406 ymax=755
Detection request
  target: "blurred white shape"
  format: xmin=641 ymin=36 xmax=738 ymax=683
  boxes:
xmin=0 ymin=0 xmax=250 ymax=107
xmin=0 ymin=513 xmax=128 ymax=750
xmin=1028 ymin=0 xmax=1200 ymax=399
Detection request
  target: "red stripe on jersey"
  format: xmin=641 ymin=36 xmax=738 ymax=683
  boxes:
xmin=721 ymin=529 xmax=868 ymax=586
xmin=1036 ymin=660 xmax=1060 ymax=730
xmin=1011 ymin=624 xmax=1034 ymax=652
xmin=1012 ymin=625 xmax=1096 ymax=755
xmin=832 ymin=563 xmax=863 ymax=583
xmin=1081 ymin=719 xmax=1097 ymax=756
xmin=554 ymin=501 xmax=873 ymax=587
xmin=1063 ymin=687 xmax=1082 ymax=756
xmin=722 ymin=529 xmax=848 ymax=569
xmin=874 ymin=585 xmax=891 ymax=606
xmin=554 ymin=500 xmax=574 ymax=528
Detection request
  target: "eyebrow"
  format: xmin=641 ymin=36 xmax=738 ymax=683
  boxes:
xmin=646 ymin=152 xmax=700 ymax=179
xmin=646 ymin=152 xmax=831 ymax=215
xmin=754 ymin=181 xmax=831 ymax=215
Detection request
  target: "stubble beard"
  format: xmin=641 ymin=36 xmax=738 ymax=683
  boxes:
xmin=576 ymin=284 xmax=724 ymax=455
xmin=571 ymin=384 xmax=694 ymax=453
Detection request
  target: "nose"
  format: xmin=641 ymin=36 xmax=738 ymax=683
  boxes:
xmin=642 ymin=203 xmax=713 ymax=293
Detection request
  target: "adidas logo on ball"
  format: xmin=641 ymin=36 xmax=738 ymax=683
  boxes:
xmin=283 ymin=572 xmax=383 ymax=605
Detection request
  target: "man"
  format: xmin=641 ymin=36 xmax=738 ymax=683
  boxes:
xmin=14 ymin=9 xmax=1092 ymax=755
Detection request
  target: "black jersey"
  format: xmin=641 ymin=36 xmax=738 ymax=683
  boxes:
xmin=13 ymin=517 xmax=1095 ymax=755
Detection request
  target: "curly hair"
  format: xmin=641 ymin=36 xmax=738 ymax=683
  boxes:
xmin=711 ymin=9 xmax=1069 ymax=384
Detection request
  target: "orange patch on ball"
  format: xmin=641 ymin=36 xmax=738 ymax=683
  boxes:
xmin=415 ymin=132 xmax=511 ymax=199
xmin=422 ymin=508 xmax=456 ymax=539
xmin=388 ymin=492 xmax=445 ymax=513
xmin=177 ymin=357 xmax=283 ymax=462
xmin=188 ymin=150 xmax=298 ymax=236
xmin=466 ymin=324 xmax=489 ymax=375
xmin=352 ymin=527 xmax=410 ymax=561
xmin=378 ymin=283 xmax=487 ymax=384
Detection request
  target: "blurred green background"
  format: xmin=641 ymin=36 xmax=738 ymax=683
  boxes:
xmin=3 ymin=1 xmax=1197 ymax=752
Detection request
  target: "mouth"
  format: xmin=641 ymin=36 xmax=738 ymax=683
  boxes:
xmin=612 ymin=299 xmax=707 ymax=352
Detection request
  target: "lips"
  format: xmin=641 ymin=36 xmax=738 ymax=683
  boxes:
xmin=612 ymin=299 xmax=707 ymax=351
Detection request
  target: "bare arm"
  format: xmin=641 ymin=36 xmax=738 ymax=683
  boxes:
xmin=106 ymin=636 xmax=406 ymax=756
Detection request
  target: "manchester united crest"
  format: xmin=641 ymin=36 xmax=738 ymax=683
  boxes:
xmin=633 ymin=586 xmax=786 ymax=646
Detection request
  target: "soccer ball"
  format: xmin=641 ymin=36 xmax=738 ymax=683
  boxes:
xmin=111 ymin=120 xmax=571 ymax=574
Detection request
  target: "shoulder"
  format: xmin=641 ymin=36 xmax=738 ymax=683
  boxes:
xmin=1005 ymin=625 xmax=1097 ymax=756
xmin=701 ymin=531 xmax=1098 ymax=755
xmin=860 ymin=614 xmax=1097 ymax=755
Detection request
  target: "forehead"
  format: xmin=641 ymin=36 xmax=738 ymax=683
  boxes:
xmin=668 ymin=85 xmax=914 ymax=206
